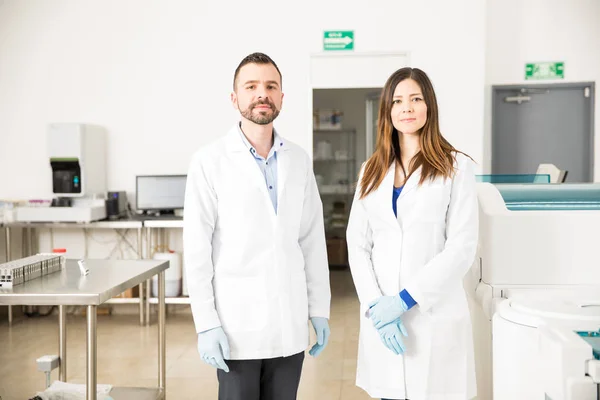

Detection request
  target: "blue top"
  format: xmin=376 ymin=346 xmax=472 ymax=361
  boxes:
xmin=392 ymin=185 xmax=417 ymax=309
xmin=392 ymin=186 xmax=404 ymax=217
xmin=400 ymin=289 xmax=417 ymax=310
xmin=238 ymin=124 xmax=283 ymax=214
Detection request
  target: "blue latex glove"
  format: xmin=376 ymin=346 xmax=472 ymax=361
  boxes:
xmin=369 ymin=294 xmax=408 ymax=329
xmin=377 ymin=318 xmax=409 ymax=355
xmin=309 ymin=317 xmax=330 ymax=357
xmin=197 ymin=327 xmax=230 ymax=372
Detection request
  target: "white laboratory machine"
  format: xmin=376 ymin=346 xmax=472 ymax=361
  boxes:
xmin=467 ymin=182 xmax=600 ymax=399
xmin=16 ymin=123 xmax=107 ymax=223
xmin=492 ymin=295 xmax=600 ymax=399
xmin=539 ymin=324 xmax=600 ymax=400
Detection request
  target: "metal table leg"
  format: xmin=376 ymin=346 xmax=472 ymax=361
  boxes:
xmin=139 ymin=281 xmax=144 ymax=326
xmin=5 ymin=226 xmax=12 ymax=325
xmin=160 ymin=228 xmax=169 ymax=317
xmin=59 ymin=305 xmax=67 ymax=381
xmin=4 ymin=226 xmax=10 ymax=262
xmin=158 ymin=270 xmax=166 ymax=390
xmin=23 ymin=227 xmax=34 ymax=317
xmin=86 ymin=305 xmax=97 ymax=400
xmin=146 ymin=279 xmax=151 ymax=325
xmin=137 ymin=227 xmax=144 ymax=326
xmin=146 ymin=227 xmax=152 ymax=325
xmin=30 ymin=227 xmax=36 ymax=255
xmin=24 ymin=227 xmax=29 ymax=256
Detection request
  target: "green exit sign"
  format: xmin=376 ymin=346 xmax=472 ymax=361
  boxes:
xmin=323 ymin=31 xmax=354 ymax=51
xmin=525 ymin=62 xmax=564 ymax=80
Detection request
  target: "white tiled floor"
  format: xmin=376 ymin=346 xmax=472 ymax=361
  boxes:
xmin=0 ymin=270 xmax=372 ymax=400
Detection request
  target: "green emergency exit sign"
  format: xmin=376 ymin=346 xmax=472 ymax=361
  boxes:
xmin=525 ymin=62 xmax=564 ymax=80
xmin=323 ymin=31 xmax=354 ymax=51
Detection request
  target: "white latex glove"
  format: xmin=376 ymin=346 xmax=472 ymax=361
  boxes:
xmin=197 ymin=326 xmax=230 ymax=372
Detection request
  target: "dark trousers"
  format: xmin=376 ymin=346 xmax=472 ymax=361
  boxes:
xmin=217 ymin=351 xmax=305 ymax=400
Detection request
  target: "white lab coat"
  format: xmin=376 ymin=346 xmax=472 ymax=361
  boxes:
xmin=347 ymin=152 xmax=478 ymax=400
xmin=183 ymin=124 xmax=331 ymax=360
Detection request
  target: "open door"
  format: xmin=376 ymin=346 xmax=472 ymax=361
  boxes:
xmin=310 ymin=53 xmax=407 ymax=268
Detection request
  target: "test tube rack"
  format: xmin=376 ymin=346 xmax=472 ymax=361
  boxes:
xmin=0 ymin=254 xmax=65 ymax=288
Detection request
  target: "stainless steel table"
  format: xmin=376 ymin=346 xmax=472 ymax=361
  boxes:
xmin=4 ymin=220 xmax=146 ymax=326
xmin=0 ymin=259 xmax=168 ymax=400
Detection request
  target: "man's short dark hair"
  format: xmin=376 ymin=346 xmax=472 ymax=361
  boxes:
xmin=233 ymin=52 xmax=282 ymax=91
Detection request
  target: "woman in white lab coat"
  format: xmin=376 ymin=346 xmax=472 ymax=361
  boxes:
xmin=346 ymin=67 xmax=478 ymax=400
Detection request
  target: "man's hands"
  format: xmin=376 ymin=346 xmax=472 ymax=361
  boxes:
xmin=197 ymin=327 xmax=230 ymax=372
xmin=309 ymin=317 xmax=330 ymax=357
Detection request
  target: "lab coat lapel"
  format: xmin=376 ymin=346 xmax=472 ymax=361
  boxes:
xmin=276 ymin=146 xmax=291 ymax=206
xmin=394 ymin=166 xmax=423 ymax=229
xmin=225 ymin=126 xmax=271 ymax=198
xmin=398 ymin=166 xmax=422 ymax=200
xmin=389 ymin=164 xmax=422 ymax=228
xmin=379 ymin=164 xmax=400 ymax=228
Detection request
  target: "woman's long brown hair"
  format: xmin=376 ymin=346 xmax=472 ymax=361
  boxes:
xmin=359 ymin=67 xmax=467 ymax=199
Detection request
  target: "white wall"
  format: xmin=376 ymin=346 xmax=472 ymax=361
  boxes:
xmin=0 ymin=0 xmax=487 ymax=202
xmin=485 ymin=0 xmax=600 ymax=179
xmin=0 ymin=0 xmax=485 ymax=259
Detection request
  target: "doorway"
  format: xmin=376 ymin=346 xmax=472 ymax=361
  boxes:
xmin=310 ymin=52 xmax=406 ymax=269
xmin=492 ymin=83 xmax=595 ymax=182
xmin=312 ymin=88 xmax=380 ymax=268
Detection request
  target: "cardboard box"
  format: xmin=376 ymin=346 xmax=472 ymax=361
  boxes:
xmin=113 ymin=286 xmax=139 ymax=299
xmin=326 ymin=237 xmax=348 ymax=266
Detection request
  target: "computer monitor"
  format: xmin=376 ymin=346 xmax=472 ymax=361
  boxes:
xmin=136 ymin=175 xmax=187 ymax=212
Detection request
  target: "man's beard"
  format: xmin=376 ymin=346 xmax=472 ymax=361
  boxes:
xmin=240 ymin=99 xmax=280 ymax=125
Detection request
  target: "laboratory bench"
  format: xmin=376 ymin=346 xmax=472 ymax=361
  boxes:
xmin=2 ymin=218 xmax=189 ymax=326
xmin=3 ymin=220 xmax=145 ymax=325
xmin=0 ymin=259 xmax=168 ymax=400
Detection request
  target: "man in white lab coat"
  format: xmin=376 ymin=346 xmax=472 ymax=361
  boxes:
xmin=183 ymin=52 xmax=331 ymax=400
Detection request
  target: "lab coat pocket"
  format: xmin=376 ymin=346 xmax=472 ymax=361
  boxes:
xmin=215 ymin=276 xmax=268 ymax=333
xmin=428 ymin=316 xmax=469 ymax=394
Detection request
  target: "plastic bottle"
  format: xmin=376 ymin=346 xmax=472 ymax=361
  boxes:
xmin=152 ymin=250 xmax=182 ymax=297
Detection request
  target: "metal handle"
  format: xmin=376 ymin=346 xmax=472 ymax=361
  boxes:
xmin=504 ymin=95 xmax=531 ymax=104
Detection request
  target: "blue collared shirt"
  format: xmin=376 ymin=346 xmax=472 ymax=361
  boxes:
xmin=237 ymin=125 xmax=283 ymax=214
